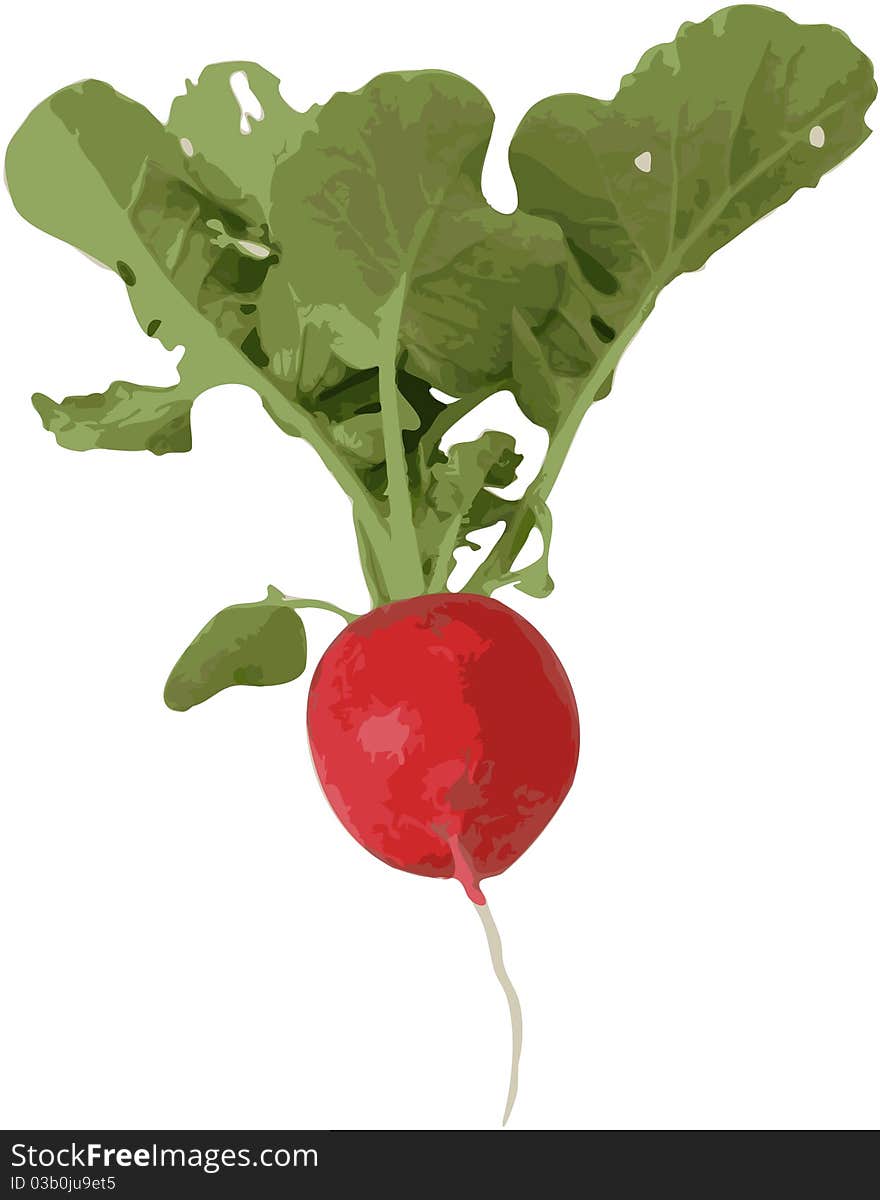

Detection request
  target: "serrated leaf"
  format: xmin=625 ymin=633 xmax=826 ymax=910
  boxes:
xmin=5 ymin=68 xmax=555 ymax=483
xmin=32 ymin=360 xmax=204 ymax=454
xmin=433 ymin=432 xmax=522 ymax=512
xmin=461 ymin=5 xmax=876 ymax=595
xmin=5 ymin=79 xmax=276 ymax=452
xmin=416 ymin=430 xmax=523 ymax=589
xmin=164 ymin=593 xmax=307 ymax=711
xmin=508 ymin=5 xmax=876 ymax=428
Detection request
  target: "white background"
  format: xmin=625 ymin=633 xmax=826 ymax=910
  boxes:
xmin=1 ymin=0 xmax=878 ymax=1132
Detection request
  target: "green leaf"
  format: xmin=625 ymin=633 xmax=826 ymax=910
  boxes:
xmin=5 ymin=69 xmax=403 ymax=595
xmin=32 ymin=360 xmax=204 ymax=454
xmin=5 ymin=79 xmax=275 ymax=450
xmin=467 ymin=5 xmax=875 ymax=596
xmin=268 ymin=70 xmax=567 ymax=397
xmin=510 ymin=308 xmax=580 ymax=433
xmin=508 ymin=5 xmax=876 ymax=429
xmin=164 ymin=591 xmax=307 ymax=711
xmin=167 ymin=62 xmax=312 ymax=221
xmin=6 ymin=67 xmax=529 ymax=599
xmin=417 ymin=430 xmax=523 ymax=590
xmin=433 ymin=432 xmax=522 ymax=512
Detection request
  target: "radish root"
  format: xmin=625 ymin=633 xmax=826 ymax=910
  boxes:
xmin=474 ymin=898 xmax=522 ymax=1126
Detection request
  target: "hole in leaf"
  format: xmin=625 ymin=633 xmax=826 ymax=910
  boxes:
xmin=230 ymin=70 xmax=264 ymax=135
xmin=179 ymin=137 xmax=194 ymax=157
xmin=429 ymin=387 xmax=459 ymax=407
xmin=634 ymin=150 xmax=652 ymax=173
xmin=809 ymin=125 xmax=825 ymax=148
xmin=237 ymin=239 xmax=271 ymax=260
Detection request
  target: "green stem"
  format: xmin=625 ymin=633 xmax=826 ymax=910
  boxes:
xmin=464 ymin=290 xmax=659 ymax=595
xmin=258 ymin=382 xmax=392 ymax=569
xmin=354 ymin=517 xmax=392 ymax=608
xmin=279 ymin=594 xmax=360 ymax=623
xmin=377 ymin=283 xmax=427 ymax=600
xmin=464 ymin=510 xmax=534 ymax=596
xmin=427 ymin=514 xmax=465 ymax=593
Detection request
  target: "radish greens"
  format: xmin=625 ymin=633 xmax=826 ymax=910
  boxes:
xmin=5 ymin=3 xmax=874 ymax=700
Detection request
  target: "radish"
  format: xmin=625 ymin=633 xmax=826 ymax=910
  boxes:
xmin=7 ymin=5 xmax=874 ymax=1127
xmin=308 ymin=594 xmax=579 ymax=897
xmin=308 ymin=593 xmax=579 ymax=1120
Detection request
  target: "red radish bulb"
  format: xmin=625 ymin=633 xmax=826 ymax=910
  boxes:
xmin=307 ymin=593 xmax=580 ymax=902
xmin=307 ymin=592 xmax=579 ymax=1125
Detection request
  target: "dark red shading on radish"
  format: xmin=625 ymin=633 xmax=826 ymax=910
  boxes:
xmin=307 ymin=593 xmax=579 ymax=901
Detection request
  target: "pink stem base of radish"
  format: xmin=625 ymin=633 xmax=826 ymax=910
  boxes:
xmin=449 ymin=832 xmax=486 ymax=904
xmin=474 ymin=898 xmax=522 ymax=1126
